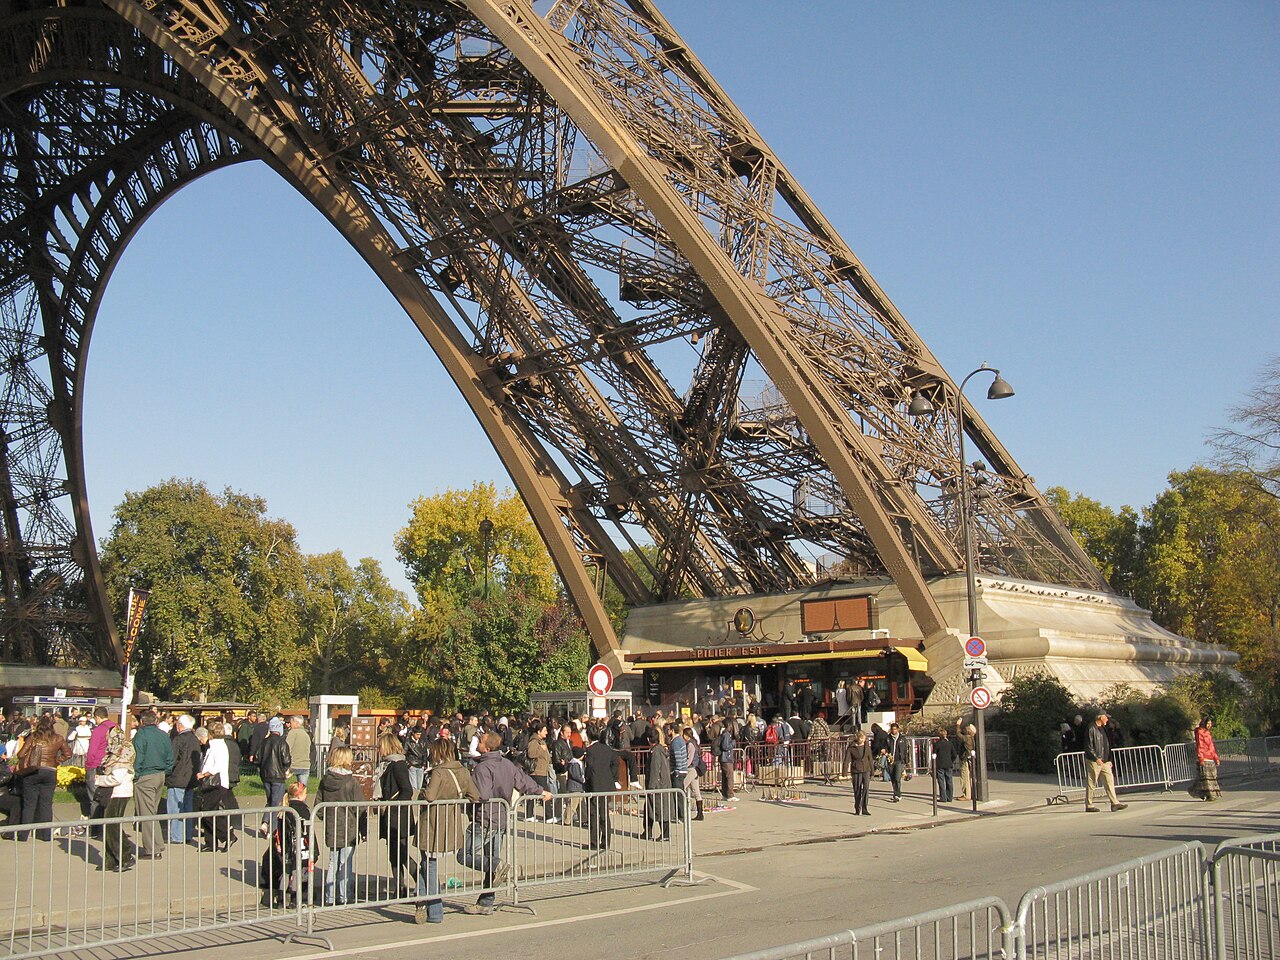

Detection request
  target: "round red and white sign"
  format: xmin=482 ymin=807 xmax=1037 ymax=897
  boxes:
xmin=587 ymin=663 xmax=614 ymax=696
xmin=970 ymin=685 xmax=992 ymax=710
xmin=964 ymin=636 xmax=987 ymax=659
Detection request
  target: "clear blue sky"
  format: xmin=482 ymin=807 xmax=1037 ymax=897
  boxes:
xmin=83 ymin=2 xmax=1279 ymax=599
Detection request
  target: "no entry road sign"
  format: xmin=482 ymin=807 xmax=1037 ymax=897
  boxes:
xmin=587 ymin=662 xmax=614 ymax=697
xmin=970 ymin=686 xmax=992 ymax=710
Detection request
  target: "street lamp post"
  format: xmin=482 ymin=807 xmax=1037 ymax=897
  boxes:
xmin=478 ymin=517 xmax=494 ymax=598
xmin=910 ymin=362 xmax=1014 ymax=807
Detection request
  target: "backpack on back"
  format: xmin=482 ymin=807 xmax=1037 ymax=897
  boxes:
xmin=764 ymin=723 xmax=780 ymax=745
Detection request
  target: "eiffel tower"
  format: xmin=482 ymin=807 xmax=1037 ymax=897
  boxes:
xmin=0 ymin=0 xmax=1107 ymax=674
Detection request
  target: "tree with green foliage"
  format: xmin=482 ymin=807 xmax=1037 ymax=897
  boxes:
xmin=395 ymin=484 xmax=589 ymax=712
xmin=1044 ymin=487 xmax=1142 ymax=595
xmin=1136 ymin=467 xmax=1280 ymax=674
xmin=992 ymin=673 xmax=1077 ymax=773
xmin=412 ymin=587 xmax=589 ymax=714
xmin=301 ymin=552 xmax=412 ymax=696
xmin=395 ymin=482 xmax=558 ymax=610
xmin=99 ymin=479 xmax=305 ymax=703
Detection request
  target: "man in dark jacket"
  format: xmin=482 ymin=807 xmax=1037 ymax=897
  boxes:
xmin=584 ymin=725 xmax=621 ymax=851
xmin=132 ymin=709 xmax=174 ymax=860
xmin=932 ymin=728 xmax=955 ymax=802
xmin=166 ymin=714 xmax=200 ymax=844
xmin=1084 ymin=713 xmax=1128 ymax=813
xmin=468 ymin=733 xmax=549 ymax=914
xmin=258 ymin=717 xmax=292 ymax=834
xmin=885 ymin=722 xmax=911 ymax=802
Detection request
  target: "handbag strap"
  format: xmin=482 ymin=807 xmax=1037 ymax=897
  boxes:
xmin=444 ymin=768 xmax=462 ymax=798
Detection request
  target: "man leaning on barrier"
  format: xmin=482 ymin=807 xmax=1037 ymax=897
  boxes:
xmin=467 ymin=731 xmax=551 ymax=915
xmin=1083 ymin=712 xmax=1128 ymax=813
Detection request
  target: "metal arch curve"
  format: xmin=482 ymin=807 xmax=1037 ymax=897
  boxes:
xmin=2 ymin=90 xmax=255 ymax=667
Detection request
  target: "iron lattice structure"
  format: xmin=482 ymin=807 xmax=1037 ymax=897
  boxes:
xmin=0 ymin=0 xmax=1107 ymax=670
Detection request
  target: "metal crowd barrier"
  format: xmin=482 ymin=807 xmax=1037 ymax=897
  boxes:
xmin=0 ymin=806 xmax=304 ymax=960
xmin=1 ymin=788 xmax=695 ymax=960
xmin=725 ymin=834 xmax=1280 ymax=959
xmin=511 ymin=788 xmax=692 ymax=893
xmin=718 ymin=896 xmax=1015 ymax=960
xmin=1208 ymin=834 xmax=1280 ymax=960
xmin=1053 ymin=744 xmax=1171 ymax=801
xmin=1015 ymin=843 xmax=1209 ymax=959
xmin=1056 ymin=736 xmax=1278 ymax=802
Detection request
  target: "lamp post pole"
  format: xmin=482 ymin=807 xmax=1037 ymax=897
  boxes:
xmin=911 ymin=363 xmax=1014 ymax=808
xmin=479 ymin=517 xmax=494 ymax=598
xmin=953 ymin=363 xmax=1013 ymax=806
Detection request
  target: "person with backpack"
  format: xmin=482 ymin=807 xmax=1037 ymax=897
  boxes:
xmin=525 ymin=721 xmax=556 ymax=823
xmin=414 ymin=738 xmax=479 ymax=924
xmin=680 ymin=728 xmax=706 ymax=821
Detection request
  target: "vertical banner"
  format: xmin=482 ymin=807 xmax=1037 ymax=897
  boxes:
xmin=122 ymin=586 xmax=151 ymax=668
xmin=120 ymin=586 xmax=151 ymax=726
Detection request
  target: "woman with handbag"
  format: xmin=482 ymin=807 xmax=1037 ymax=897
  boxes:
xmin=413 ymin=738 xmax=479 ymax=924
xmin=16 ymin=715 xmax=71 ymax=839
xmin=1190 ymin=718 xmax=1221 ymax=800
xmin=195 ymin=720 xmax=237 ymax=851
xmin=375 ymin=732 xmax=417 ymax=897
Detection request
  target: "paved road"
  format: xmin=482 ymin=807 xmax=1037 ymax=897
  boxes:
xmin=50 ymin=773 xmax=1275 ymax=960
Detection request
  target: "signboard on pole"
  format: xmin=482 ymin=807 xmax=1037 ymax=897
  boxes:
xmin=970 ymin=686 xmax=992 ymax=710
xmin=964 ymin=636 xmax=986 ymax=659
xmin=587 ymin=662 xmax=614 ymax=697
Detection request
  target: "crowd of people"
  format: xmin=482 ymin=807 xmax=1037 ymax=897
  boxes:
xmin=0 ymin=693 xmax=995 ymax=928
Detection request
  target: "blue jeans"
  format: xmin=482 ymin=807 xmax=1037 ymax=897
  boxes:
xmin=291 ymin=768 xmax=309 ymax=787
xmin=167 ymin=787 xmax=194 ymax=842
xmin=408 ymin=766 xmax=425 ymax=795
xmin=263 ymin=780 xmax=286 ymax=833
xmin=937 ymin=768 xmax=954 ymax=802
xmin=325 ymin=846 xmax=354 ymax=905
xmin=415 ymin=854 xmax=443 ymax=922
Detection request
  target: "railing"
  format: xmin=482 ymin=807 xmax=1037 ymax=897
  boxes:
xmin=1208 ymin=834 xmax=1280 ymax=960
xmin=1054 ymin=744 xmax=1171 ymax=800
xmin=0 ymin=788 xmax=695 ymax=960
xmin=1054 ymin=736 xmax=1277 ymax=802
xmin=718 ymin=897 xmax=1015 ymax=960
xmin=725 ymin=834 xmax=1280 ymax=959
xmin=1 ymin=806 xmax=304 ymax=960
xmin=1014 ymin=843 xmax=1209 ymax=959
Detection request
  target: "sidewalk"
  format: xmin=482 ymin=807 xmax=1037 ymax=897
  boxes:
xmin=690 ymin=770 xmax=1057 ymax=857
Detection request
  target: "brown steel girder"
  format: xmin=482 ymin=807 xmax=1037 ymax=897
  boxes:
xmin=0 ymin=0 xmax=1111 ymax=669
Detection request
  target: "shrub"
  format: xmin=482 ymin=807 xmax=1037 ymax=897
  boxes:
xmin=992 ymin=673 xmax=1077 ymax=774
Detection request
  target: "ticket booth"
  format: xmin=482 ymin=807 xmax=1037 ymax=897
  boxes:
xmin=309 ymin=694 xmax=359 ymax=750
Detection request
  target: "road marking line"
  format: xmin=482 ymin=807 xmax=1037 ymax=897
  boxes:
xmin=283 ymin=873 xmax=756 ymax=959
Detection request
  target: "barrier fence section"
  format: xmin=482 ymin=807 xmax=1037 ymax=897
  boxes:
xmin=511 ymin=788 xmax=692 ymax=894
xmin=718 ymin=897 xmax=1015 ymax=960
xmin=1208 ymin=834 xmax=1280 ymax=960
xmin=1 ymin=806 xmax=304 ymax=960
xmin=724 ymin=835 xmax=1280 ymax=960
xmin=1014 ymin=843 xmax=1209 ymax=959
xmin=1 ymin=789 xmax=695 ymax=960
xmin=1054 ymin=743 xmax=1171 ymax=800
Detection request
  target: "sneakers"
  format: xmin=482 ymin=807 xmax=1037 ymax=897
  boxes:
xmin=1085 ymin=806 xmax=1101 ymax=813
xmin=463 ymin=904 xmax=494 ymax=916
xmin=1112 ymin=803 xmax=1129 ymax=811
xmin=493 ymin=862 xmax=512 ymax=886
xmin=414 ymin=905 xmax=427 ymax=925
xmin=545 ymin=817 xmax=559 ymax=824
